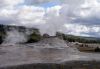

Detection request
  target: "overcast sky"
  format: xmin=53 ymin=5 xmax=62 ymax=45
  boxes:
xmin=0 ymin=0 xmax=100 ymax=37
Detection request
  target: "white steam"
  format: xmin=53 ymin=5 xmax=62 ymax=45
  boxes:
xmin=2 ymin=29 xmax=27 ymax=45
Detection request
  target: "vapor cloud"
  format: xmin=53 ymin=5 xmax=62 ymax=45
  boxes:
xmin=2 ymin=29 xmax=27 ymax=45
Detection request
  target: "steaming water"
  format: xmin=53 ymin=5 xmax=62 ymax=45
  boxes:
xmin=0 ymin=37 xmax=100 ymax=67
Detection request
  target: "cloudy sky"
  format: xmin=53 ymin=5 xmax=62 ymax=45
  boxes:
xmin=0 ymin=0 xmax=100 ymax=37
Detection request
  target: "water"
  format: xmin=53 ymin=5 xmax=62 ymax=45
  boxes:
xmin=0 ymin=37 xmax=100 ymax=67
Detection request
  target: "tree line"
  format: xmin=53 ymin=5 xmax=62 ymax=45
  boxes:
xmin=62 ymin=33 xmax=100 ymax=43
xmin=0 ymin=24 xmax=100 ymax=44
xmin=0 ymin=24 xmax=41 ymax=44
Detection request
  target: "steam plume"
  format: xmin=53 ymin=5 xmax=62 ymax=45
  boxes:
xmin=2 ymin=29 xmax=27 ymax=45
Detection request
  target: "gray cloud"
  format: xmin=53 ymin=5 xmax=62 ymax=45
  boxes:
xmin=0 ymin=0 xmax=100 ymax=37
xmin=24 ymin=0 xmax=55 ymax=5
xmin=0 ymin=17 xmax=18 ymax=25
xmin=72 ymin=17 xmax=100 ymax=26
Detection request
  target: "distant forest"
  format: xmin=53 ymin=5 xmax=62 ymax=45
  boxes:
xmin=0 ymin=24 xmax=100 ymax=44
xmin=61 ymin=33 xmax=100 ymax=43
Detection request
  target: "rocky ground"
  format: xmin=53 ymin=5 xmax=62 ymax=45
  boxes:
xmin=0 ymin=37 xmax=100 ymax=69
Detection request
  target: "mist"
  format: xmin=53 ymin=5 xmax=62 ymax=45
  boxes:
xmin=2 ymin=29 xmax=28 ymax=45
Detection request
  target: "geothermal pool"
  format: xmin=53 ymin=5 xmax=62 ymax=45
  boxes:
xmin=0 ymin=37 xmax=100 ymax=69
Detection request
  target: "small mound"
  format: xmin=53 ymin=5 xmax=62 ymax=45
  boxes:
xmin=38 ymin=37 xmax=68 ymax=48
